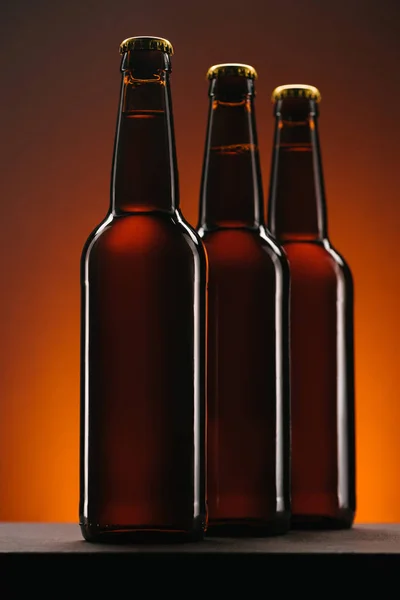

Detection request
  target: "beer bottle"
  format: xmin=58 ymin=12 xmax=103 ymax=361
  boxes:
xmin=267 ymin=84 xmax=356 ymax=529
xmin=79 ymin=36 xmax=208 ymax=542
xmin=197 ymin=64 xmax=291 ymax=536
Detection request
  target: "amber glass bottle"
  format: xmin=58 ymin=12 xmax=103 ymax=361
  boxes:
xmin=267 ymin=84 xmax=356 ymax=529
xmin=79 ymin=36 xmax=208 ymax=542
xmin=197 ymin=64 xmax=291 ymax=536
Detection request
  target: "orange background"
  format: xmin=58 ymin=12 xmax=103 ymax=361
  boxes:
xmin=0 ymin=0 xmax=399 ymax=523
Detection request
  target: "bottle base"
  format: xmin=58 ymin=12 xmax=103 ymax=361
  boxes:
xmin=205 ymin=512 xmax=290 ymax=538
xmin=291 ymin=509 xmax=355 ymax=531
xmin=80 ymin=516 xmax=206 ymax=544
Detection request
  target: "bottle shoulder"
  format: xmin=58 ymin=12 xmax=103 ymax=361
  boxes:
xmin=82 ymin=210 xmax=206 ymax=265
xmin=198 ymin=225 xmax=287 ymax=262
xmin=197 ymin=226 xmax=290 ymax=284
xmin=324 ymin=241 xmax=352 ymax=275
xmin=283 ymin=239 xmax=353 ymax=286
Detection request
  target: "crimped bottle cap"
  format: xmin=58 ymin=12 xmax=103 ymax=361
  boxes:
xmin=207 ymin=63 xmax=257 ymax=80
xmin=119 ymin=36 xmax=174 ymax=55
xmin=272 ymin=84 xmax=321 ymax=102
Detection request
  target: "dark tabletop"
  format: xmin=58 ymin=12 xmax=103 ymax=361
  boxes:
xmin=1 ymin=523 xmax=399 ymax=590
xmin=1 ymin=522 xmax=399 ymax=553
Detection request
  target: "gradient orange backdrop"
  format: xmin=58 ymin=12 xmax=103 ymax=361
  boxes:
xmin=0 ymin=0 xmax=399 ymax=523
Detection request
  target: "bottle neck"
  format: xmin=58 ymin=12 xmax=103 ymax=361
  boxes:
xmin=267 ymin=98 xmax=327 ymax=242
xmin=198 ymin=77 xmax=264 ymax=231
xmin=111 ymin=50 xmax=178 ymax=215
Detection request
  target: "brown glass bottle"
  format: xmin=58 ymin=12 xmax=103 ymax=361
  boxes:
xmin=197 ymin=64 xmax=291 ymax=536
xmin=267 ymin=84 xmax=356 ymax=529
xmin=79 ymin=36 xmax=207 ymax=543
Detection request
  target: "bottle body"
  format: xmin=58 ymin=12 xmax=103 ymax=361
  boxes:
xmin=198 ymin=65 xmax=291 ymax=536
xmin=79 ymin=38 xmax=207 ymax=542
xmin=80 ymin=213 xmax=207 ymax=541
xmin=286 ymin=240 xmax=355 ymax=528
xmin=200 ymin=227 xmax=291 ymax=535
xmin=268 ymin=88 xmax=356 ymax=528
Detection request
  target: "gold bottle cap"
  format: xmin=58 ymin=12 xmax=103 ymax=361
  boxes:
xmin=271 ymin=84 xmax=321 ymax=102
xmin=206 ymin=63 xmax=258 ymax=80
xmin=119 ymin=36 xmax=174 ymax=55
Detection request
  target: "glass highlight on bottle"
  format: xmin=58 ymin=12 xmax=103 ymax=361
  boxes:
xmin=197 ymin=63 xmax=291 ymax=536
xmin=79 ymin=36 xmax=208 ymax=542
xmin=267 ymin=84 xmax=356 ymax=529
